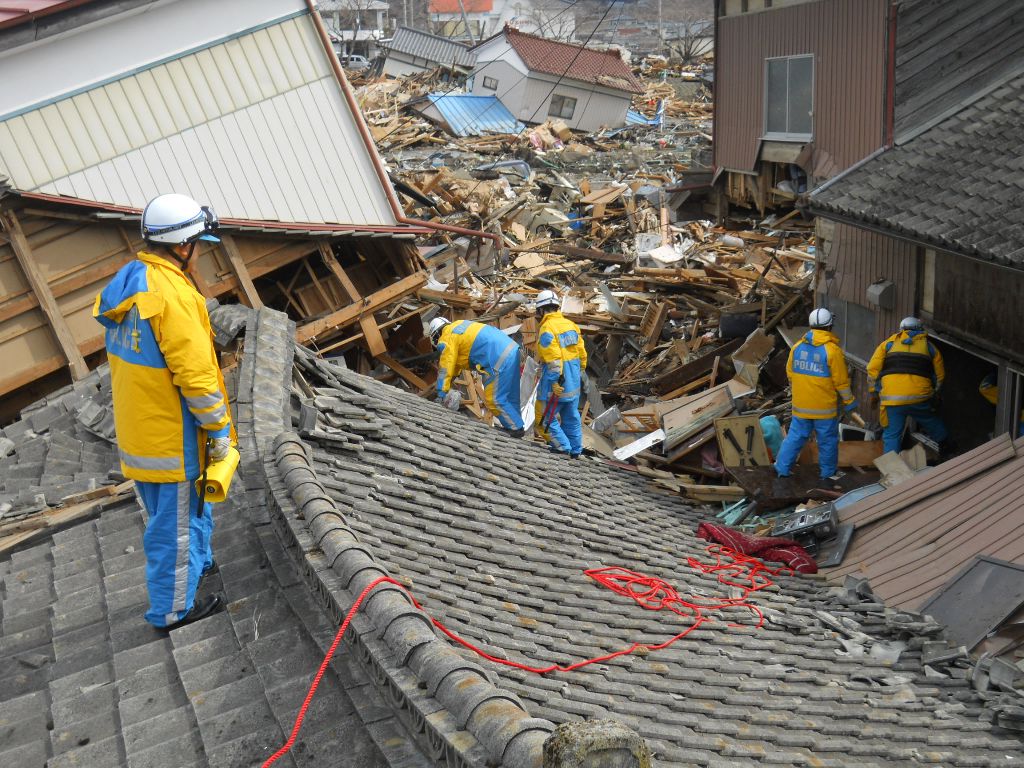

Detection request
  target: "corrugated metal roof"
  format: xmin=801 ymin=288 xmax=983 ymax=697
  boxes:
xmin=0 ymin=12 xmax=400 ymax=228
xmin=385 ymin=26 xmax=476 ymax=67
xmin=413 ymin=93 xmax=523 ymax=137
xmin=829 ymin=433 xmax=1024 ymax=610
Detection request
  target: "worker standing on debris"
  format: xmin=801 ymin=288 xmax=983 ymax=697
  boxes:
xmin=430 ymin=317 xmax=525 ymax=436
xmin=93 ymin=193 xmax=232 ymax=631
xmin=774 ymin=308 xmax=857 ymax=482
xmin=868 ymin=317 xmax=948 ymax=454
xmin=534 ymin=290 xmax=588 ymax=457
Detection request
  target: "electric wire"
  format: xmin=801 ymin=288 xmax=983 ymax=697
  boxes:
xmin=260 ymin=544 xmax=786 ymax=766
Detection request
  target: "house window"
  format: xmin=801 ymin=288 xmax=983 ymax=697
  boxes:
xmin=548 ymin=94 xmax=577 ymax=119
xmin=765 ymin=54 xmax=813 ymax=139
xmin=482 ymin=76 xmax=498 ymax=90
xmin=827 ymin=298 xmax=876 ymax=365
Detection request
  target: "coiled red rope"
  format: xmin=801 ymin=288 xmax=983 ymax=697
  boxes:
xmin=261 ymin=545 xmax=784 ymax=766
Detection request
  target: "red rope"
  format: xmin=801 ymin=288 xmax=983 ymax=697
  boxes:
xmin=262 ymin=546 xmax=782 ymax=766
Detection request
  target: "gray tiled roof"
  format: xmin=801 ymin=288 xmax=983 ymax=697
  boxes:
xmin=6 ymin=302 xmax=1024 ymax=768
xmin=385 ymin=27 xmax=476 ymax=68
xmin=258 ymin=309 xmax=1024 ymax=767
xmin=812 ymin=68 xmax=1024 ymax=267
xmin=0 ymin=304 xmax=430 ymax=768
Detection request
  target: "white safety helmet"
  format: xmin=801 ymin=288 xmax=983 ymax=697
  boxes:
xmin=808 ymin=307 xmax=834 ymax=329
xmin=141 ymin=193 xmax=220 ymax=245
xmin=535 ymin=289 xmax=560 ymax=310
xmin=900 ymin=316 xmax=924 ymax=331
xmin=428 ymin=317 xmax=449 ymax=346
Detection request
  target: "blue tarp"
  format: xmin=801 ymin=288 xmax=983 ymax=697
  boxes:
xmin=421 ymin=93 xmax=524 ymax=138
xmin=625 ymin=99 xmax=665 ymax=128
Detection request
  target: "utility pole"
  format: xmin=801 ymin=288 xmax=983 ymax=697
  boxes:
xmin=455 ymin=0 xmax=477 ymax=44
xmin=658 ymin=0 xmax=664 ymax=53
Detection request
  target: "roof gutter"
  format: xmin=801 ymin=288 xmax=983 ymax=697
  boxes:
xmin=303 ymin=0 xmax=501 ymax=247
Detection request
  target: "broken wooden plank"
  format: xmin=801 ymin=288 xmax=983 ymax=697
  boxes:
xmin=220 ymin=235 xmax=263 ymax=308
xmin=1 ymin=210 xmax=89 ymax=380
xmin=318 ymin=244 xmax=387 ymax=357
xmin=297 ymin=271 xmax=427 ymax=343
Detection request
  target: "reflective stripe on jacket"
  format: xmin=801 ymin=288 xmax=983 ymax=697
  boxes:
xmin=436 ymin=321 xmax=519 ymax=396
xmin=536 ymin=311 xmax=587 ymax=402
xmin=93 ymin=251 xmax=233 ymax=483
xmin=867 ymin=330 xmax=944 ymax=407
xmin=787 ymin=329 xmax=855 ymax=420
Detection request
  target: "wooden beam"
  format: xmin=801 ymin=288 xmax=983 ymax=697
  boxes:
xmin=296 ymin=271 xmax=427 ymax=344
xmin=318 ymin=244 xmax=386 ymax=357
xmin=376 ymin=353 xmax=429 ymax=391
xmin=0 ymin=210 xmax=89 ymax=381
xmin=220 ymin=235 xmax=263 ymax=308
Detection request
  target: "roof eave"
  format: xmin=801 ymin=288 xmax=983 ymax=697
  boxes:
xmin=13 ymin=191 xmax=432 ymax=237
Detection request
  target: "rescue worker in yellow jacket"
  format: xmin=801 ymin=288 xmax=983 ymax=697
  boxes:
xmin=534 ymin=290 xmax=588 ymax=457
xmin=867 ymin=317 xmax=947 ymax=454
xmin=774 ymin=308 xmax=857 ymax=481
xmin=94 ymin=193 xmax=232 ymax=630
xmin=430 ymin=317 xmax=525 ymax=436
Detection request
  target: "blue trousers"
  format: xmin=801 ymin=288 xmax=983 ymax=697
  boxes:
xmin=882 ymin=403 xmax=948 ymax=454
xmin=136 ymin=480 xmax=214 ymax=628
xmin=774 ymin=416 xmax=840 ymax=479
xmin=542 ymin=395 xmax=583 ymax=455
xmin=482 ymin=349 xmax=524 ymax=431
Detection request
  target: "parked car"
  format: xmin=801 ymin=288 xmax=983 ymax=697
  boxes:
xmin=339 ymin=54 xmax=370 ymax=71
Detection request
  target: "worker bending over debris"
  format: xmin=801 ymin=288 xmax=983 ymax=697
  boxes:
xmin=534 ymin=290 xmax=588 ymax=457
xmin=774 ymin=308 xmax=857 ymax=482
xmin=868 ymin=317 xmax=948 ymax=454
xmin=94 ymin=193 xmax=232 ymax=630
xmin=430 ymin=317 xmax=525 ymax=436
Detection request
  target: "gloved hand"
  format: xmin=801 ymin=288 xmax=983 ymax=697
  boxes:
xmin=843 ymin=400 xmax=858 ymax=415
xmin=580 ymin=370 xmax=590 ymax=393
xmin=208 ymin=437 xmax=232 ymax=461
xmin=551 ymin=381 xmax=564 ymax=398
xmin=443 ymin=390 xmax=462 ymax=411
xmin=869 ymin=393 xmax=880 ymax=410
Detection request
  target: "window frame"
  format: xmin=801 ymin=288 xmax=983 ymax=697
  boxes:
xmin=482 ymin=75 xmax=498 ymax=91
xmin=763 ymin=53 xmax=814 ymax=141
xmin=548 ymin=93 xmax=577 ymax=120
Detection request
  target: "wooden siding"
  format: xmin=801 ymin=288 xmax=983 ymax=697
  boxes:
xmin=0 ymin=211 xmax=321 ymax=399
xmin=715 ymin=0 xmax=888 ymax=174
xmin=895 ymin=0 xmax=1024 ymax=138
xmin=932 ymin=251 xmax=1024 ymax=364
xmin=816 ymin=220 xmax=918 ymax=352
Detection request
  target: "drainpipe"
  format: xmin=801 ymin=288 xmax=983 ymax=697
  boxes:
xmin=305 ymin=0 xmax=501 ymax=248
xmin=884 ymin=1 xmax=899 ymax=146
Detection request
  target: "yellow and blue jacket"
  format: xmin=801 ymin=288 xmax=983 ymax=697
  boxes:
xmin=867 ymin=329 xmax=944 ymax=407
xmin=436 ymin=320 xmax=518 ymax=396
xmin=787 ymin=329 xmax=855 ymax=420
xmin=93 ymin=251 xmax=233 ymax=483
xmin=536 ymin=311 xmax=587 ymax=401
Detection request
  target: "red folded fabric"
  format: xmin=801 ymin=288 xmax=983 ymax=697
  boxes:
xmin=696 ymin=521 xmax=818 ymax=574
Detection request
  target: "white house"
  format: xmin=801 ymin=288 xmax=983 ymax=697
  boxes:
xmin=382 ymin=26 xmax=476 ymax=78
xmin=319 ymin=0 xmax=391 ymax=57
xmin=469 ymin=26 xmax=643 ymax=132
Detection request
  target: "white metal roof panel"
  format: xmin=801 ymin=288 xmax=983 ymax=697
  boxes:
xmin=0 ymin=10 xmax=399 ymax=228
